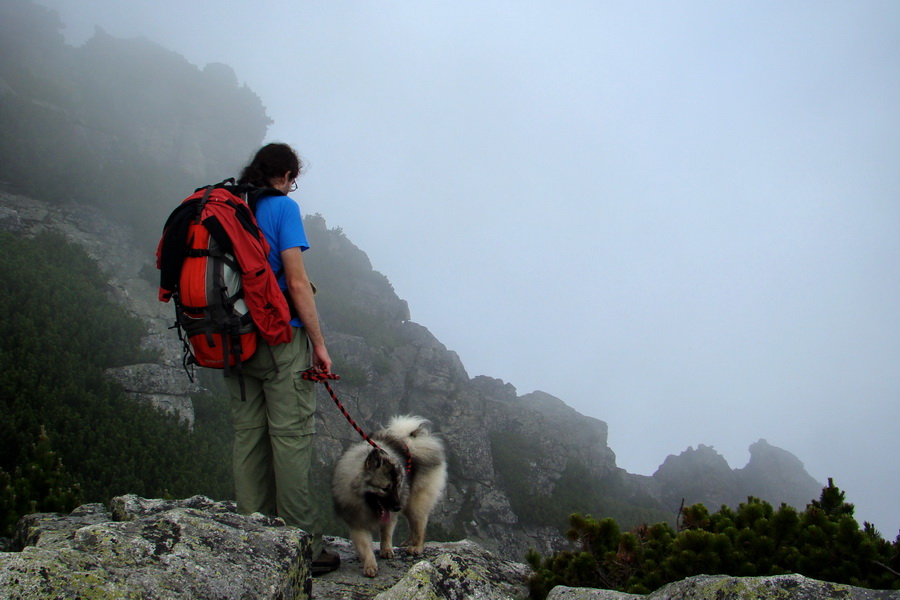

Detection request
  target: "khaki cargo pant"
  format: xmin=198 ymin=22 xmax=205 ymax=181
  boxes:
xmin=225 ymin=326 xmax=322 ymax=556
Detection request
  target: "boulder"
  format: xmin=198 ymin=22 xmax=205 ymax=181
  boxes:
xmin=0 ymin=495 xmax=312 ymax=599
xmin=548 ymin=574 xmax=900 ymax=600
xmin=2 ymin=496 xmax=531 ymax=600
xmin=314 ymin=536 xmax=530 ymax=600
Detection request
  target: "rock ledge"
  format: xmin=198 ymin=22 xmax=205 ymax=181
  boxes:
xmin=0 ymin=495 xmax=312 ymax=599
xmin=548 ymin=573 xmax=900 ymax=600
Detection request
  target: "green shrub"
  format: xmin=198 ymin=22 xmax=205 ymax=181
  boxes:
xmin=0 ymin=233 xmax=234 ymax=535
xmin=526 ymin=480 xmax=900 ymax=598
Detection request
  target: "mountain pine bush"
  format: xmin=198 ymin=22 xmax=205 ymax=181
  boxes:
xmin=0 ymin=232 xmax=233 ymax=537
xmin=526 ymin=479 xmax=900 ymax=598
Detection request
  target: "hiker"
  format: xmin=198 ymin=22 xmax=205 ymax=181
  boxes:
xmin=229 ymin=142 xmax=339 ymax=574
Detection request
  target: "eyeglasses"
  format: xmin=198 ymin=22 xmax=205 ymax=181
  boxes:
xmin=290 ymin=180 xmax=298 ymax=192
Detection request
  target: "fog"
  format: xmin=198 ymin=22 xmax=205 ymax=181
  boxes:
xmin=37 ymin=1 xmax=900 ymax=536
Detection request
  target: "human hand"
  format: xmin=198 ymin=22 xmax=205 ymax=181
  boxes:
xmin=313 ymin=344 xmax=332 ymax=374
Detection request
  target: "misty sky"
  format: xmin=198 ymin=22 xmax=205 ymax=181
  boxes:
xmin=37 ymin=1 xmax=899 ymax=536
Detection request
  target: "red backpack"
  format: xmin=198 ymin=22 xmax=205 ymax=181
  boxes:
xmin=156 ymin=180 xmax=293 ymax=395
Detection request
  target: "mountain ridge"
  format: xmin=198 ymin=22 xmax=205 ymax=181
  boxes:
xmin=0 ymin=188 xmax=824 ymax=560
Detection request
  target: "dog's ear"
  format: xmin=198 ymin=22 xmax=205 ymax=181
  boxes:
xmin=365 ymin=448 xmax=384 ymax=469
xmin=410 ymin=419 xmax=433 ymax=437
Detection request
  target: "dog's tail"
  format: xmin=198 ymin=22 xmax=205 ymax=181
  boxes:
xmin=385 ymin=415 xmax=433 ymax=439
xmin=384 ymin=415 xmax=445 ymax=469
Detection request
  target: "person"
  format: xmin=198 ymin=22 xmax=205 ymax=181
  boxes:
xmin=227 ymin=142 xmax=339 ymax=575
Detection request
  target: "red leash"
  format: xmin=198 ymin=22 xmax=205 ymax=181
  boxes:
xmin=302 ymin=369 xmax=412 ymax=474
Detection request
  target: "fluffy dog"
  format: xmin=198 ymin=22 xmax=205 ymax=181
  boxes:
xmin=331 ymin=415 xmax=447 ymax=577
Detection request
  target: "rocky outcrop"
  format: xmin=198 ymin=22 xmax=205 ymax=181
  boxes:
xmin=1 ymin=497 xmax=529 ymax=600
xmin=1 ymin=495 xmax=313 ymax=599
xmin=736 ymin=438 xmax=823 ymax=509
xmin=6 ymin=497 xmax=896 ymax=600
xmin=652 ymin=444 xmax=739 ymax=509
xmin=548 ymin=575 xmax=900 ymax=600
xmin=315 ymin=537 xmax=530 ymax=600
xmin=650 ymin=440 xmax=822 ymax=513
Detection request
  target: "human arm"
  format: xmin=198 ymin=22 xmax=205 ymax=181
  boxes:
xmin=281 ymin=246 xmax=332 ymax=373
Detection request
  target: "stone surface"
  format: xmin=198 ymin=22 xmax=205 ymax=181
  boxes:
xmin=104 ymin=362 xmax=199 ymax=426
xmin=548 ymin=574 xmax=900 ymax=600
xmin=0 ymin=495 xmax=312 ymax=600
xmin=314 ymin=537 xmax=530 ymax=600
xmin=5 ymin=499 xmax=897 ymax=600
xmin=3 ymin=504 xmax=530 ymax=600
xmin=549 ymin=587 xmax=641 ymax=600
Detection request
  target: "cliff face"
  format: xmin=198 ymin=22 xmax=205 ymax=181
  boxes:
xmin=1 ymin=0 xmax=272 ymax=256
xmin=653 ymin=444 xmax=738 ymax=509
xmin=736 ymin=438 xmax=824 ymax=509
xmin=0 ymin=189 xmax=824 ymax=562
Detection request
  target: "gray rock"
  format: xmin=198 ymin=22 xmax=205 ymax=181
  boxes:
xmin=313 ymin=537 xmax=530 ymax=600
xmin=6 ymin=499 xmax=896 ymax=600
xmin=650 ymin=441 xmax=823 ymax=517
xmin=14 ymin=502 xmax=111 ymax=549
xmin=105 ymin=362 xmax=199 ymax=425
xmin=548 ymin=574 xmax=900 ymax=600
xmin=548 ymin=587 xmax=641 ymax=600
xmin=0 ymin=495 xmax=313 ymax=599
xmin=736 ymin=438 xmax=824 ymax=509
xmin=375 ymin=549 xmax=530 ymax=600
xmin=0 ymin=205 xmax=22 ymax=232
xmin=652 ymin=444 xmax=738 ymax=509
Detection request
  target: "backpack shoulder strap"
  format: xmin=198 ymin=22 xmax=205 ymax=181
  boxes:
xmin=246 ymin=186 xmax=287 ymax=215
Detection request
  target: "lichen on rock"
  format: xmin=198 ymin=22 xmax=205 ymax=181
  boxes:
xmin=0 ymin=494 xmax=312 ymax=599
xmin=547 ymin=574 xmax=900 ymax=600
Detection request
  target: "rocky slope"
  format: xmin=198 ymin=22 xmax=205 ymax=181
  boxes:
xmin=0 ymin=188 xmax=824 ymax=562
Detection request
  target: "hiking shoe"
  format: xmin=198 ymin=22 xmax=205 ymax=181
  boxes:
xmin=312 ymin=549 xmax=341 ymax=576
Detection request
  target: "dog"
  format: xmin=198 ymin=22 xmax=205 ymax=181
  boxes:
xmin=331 ymin=415 xmax=447 ymax=577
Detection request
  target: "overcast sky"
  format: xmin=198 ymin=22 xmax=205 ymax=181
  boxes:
xmin=38 ymin=1 xmax=900 ymax=537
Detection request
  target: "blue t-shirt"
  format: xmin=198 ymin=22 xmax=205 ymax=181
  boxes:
xmin=253 ymin=193 xmax=309 ymax=328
